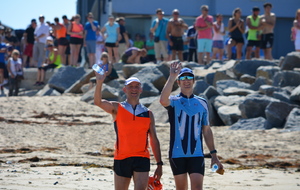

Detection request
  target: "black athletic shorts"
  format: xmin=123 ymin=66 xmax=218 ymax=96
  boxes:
xmin=247 ymin=40 xmax=261 ymax=47
xmin=58 ymin=37 xmax=69 ymax=46
xmin=105 ymin=42 xmax=117 ymax=48
xmin=170 ymin=157 xmax=205 ymax=176
xmin=70 ymin=37 xmax=83 ymax=45
xmin=114 ymin=157 xmax=150 ymax=178
xmin=42 ymin=63 xmax=56 ymax=71
xmin=231 ymin=37 xmax=244 ymax=44
xmin=170 ymin=36 xmax=184 ymax=51
xmin=260 ymin=33 xmax=274 ymax=49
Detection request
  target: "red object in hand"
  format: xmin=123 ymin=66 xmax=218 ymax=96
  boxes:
xmin=148 ymin=176 xmax=163 ymax=190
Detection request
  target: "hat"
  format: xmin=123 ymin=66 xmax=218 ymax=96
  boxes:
xmin=178 ymin=68 xmax=194 ymax=77
xmin=125 ymin=77 xmax=141 ymax=85
xmin=39 ymin=15 xmax=45 ymax=18
xmin=252 ymin=7 xmax=260 ymax=12
xmin=46 ymin=36 xmax=53 ymax=41
xmin=156 ymin=8 xmax=164 ymax=14
xmin=172 ymin=9 xmax=180 ymax=14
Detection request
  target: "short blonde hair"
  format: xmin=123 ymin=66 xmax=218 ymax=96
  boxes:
xmin=100 ymin=52 xmax=109 ymax=60
xmin=12 ymin=49 xmax=20 ymax=55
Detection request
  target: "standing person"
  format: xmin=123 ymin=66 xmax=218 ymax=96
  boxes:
xmin=94 ymin=74 xmax=163 ymax=190
xmin=51 ymin=17 xmax=68 ymax=65
xmin=187 ymin=23 xmax=198 ymax=63
xmin=7 ymin=50 xmax=23 ymax=96
xmin=166 ymin=9 xmax=188 ymax=61
xmin=212 ymin=14 xmax=225 ymax=61
xmin=160 ymin=62 xmax=223 ymax=190
xmin=22 ymin=19 xmax=37 ymax=67
xmin=146 ymin=32 xmax=156 ymax=63
xmin=62 ymin=15 xmax=71 ymax=65
xmin=293 ymin=9 xmax=300 ymax=51
xmin=84 ymin=12 xmax=99 ymax=68
xmin=67 ymin=14 xmax=84 ymax=67
xmin=196 ymin=5 xmax=214 ymax=65
xmin=33 ymin=15 xmax=49 ymax=86
xmin=0 ymin=35 xmax=8 ymax=93
xmin=227 ymin=8 xmax=245 ymax=60
xmin=260 ymin=3 xmax=276 ymax=60
xmin=101 ymin=15 xmax=120 ymax=63
xmin=246 ymin=7 xmax=262 ymax=59
xmin=150 ymin=8 xmax=169 ymax=63
xmin=117 ymin=17 xmax=129 ymax=57
xmin=95 ymin=28 xmax=105 ymax=63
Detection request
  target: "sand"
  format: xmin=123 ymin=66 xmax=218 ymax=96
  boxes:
xmin=0 ymin=95 xmax=300 ymax=189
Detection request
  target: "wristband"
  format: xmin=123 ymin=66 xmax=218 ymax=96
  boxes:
xmin=156 ymin=161 xmax=164 ymax=165
xmin=210 ymin=149 xmax=217 ymax=154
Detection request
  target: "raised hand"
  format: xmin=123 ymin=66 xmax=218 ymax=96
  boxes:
xmin=169 ymin=60 xmax=182 ymax=79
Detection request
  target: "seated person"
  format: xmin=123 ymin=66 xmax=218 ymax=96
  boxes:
xmin=39 ymin=43 xmax=62 ymax=85
xmin=121 ymin=47 xmax=147 ymax=64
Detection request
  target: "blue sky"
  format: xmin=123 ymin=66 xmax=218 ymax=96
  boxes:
xmin=0 ymin=0 xmax=77 ymax=29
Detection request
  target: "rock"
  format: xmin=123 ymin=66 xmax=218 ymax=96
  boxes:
xmin=273 ymin=71 xmax=300 ymax=87
xmin=156 ymin=63 xmax=171 ymax=79
xmin=213 ymin=95 xmax=245 ymax=110
xmin=20 ymin=68 xmax=56 ymax=90
xmin=193 ymin=80 xmax=210 ymax=95
xmin=105 ymin=79 xmax=121 ymax=89
xmin=223 ymin=87 xmax=256 ymax=96
xmin=81 ymin=83 xmax=91 ymax=94
xmin=217 ymin=105 xmax=242 ymax=126
xmin=250 ymin=76 xmax=272 ymax=91
xmin=256 ymin=66 xmax=280 ymax=80
xmin=259 ymin=85 xmax=280 ymax=96
xmin=233 ymin=59 xmax=277 ymax=78
xmin=204 ymin=72 xmax=215 ymax=86
xmin=272 ymin=91 xmax=291 ymax=104
xmin=65 ymin=69 xmax=95 ymax=93
xmin=213 ymin=70 xmax=235 ymax=86
xmin=81 ymin=84 xmax=119 ymax=103
xmin=203 ymin=86 xmax=220 ymax=100
xmin=48 ymin=66 xmax=86 ymax=93
xmin=140 ymin=96 xmax=160 ymax=107
xmin=281 ymin=51 xmax=300 ymax=70
xmin=283 ymin=108 xmax=300 ymax=131
xmin=290 ymin=85 xmax=300 ymax=102
xmin=122 ymin=63 xmax=157 ymax=78
xmin=36 ymin=84 xmax=61 ymax=96
xmin=239 ymin=94 xmax=280 ymax=119
xmin=229 ymin=117 xmax=267 ymax=130
xmin=216 ymin=80 xmax=250 ymax=94
xmin=148 ymin=97 xmax=169 ymax=124
xmin=240 ymin=74 xmax=256 ymax=84
xmin=113 ymin=62 xmax=123 ymax=71
xmin=207 ymin=96 xmax=225 ymax=126
xmin=265 ymin=101 xmax=297 ymax=129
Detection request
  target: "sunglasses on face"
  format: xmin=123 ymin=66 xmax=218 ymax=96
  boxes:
xmin=178 ymin=76 xmax=194 ymax=81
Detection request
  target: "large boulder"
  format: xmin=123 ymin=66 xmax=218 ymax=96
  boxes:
xmin=213 ymin=95 xmax=245 ymax=110
xmin=240 ymin=74 xmax=256 ymax=84
xmin=122 ymin=63 xmax=157 ymax=78
xmin=265 ymin=101 xmax=298 ymax=129
xmin=193 ymin=80 xmax=210 ymax=95
xmin=273 ymin=71 xmax=300 ymax=87
xmin=148 ymin=97 xmax=168 ymax=124
xmin=216 ymin=80 xmax=250 ymax=94
xmin=140 ymin=96 xmax=160 ymax=107
xmin=213 ymin=70 xmax=235 ymax=86
xmin=217 ymin=105 xmax=242 ymax=126
xmin=272 ymin=91 xmax=291 ymax=104
xmin=233 ymin=60 xmax=277 ymax=78
xmin=290 ymin=85 xmax=300 ymax=103
xmin=36 ymin=84 xmax=61 ymax=96
xmin=239 ymin=94 xmax=280 ymax=119
xmin=283 ymin=108 xmax=300 ymax=131
xmin=259 ymin=85 xmax=280 ymax=96
xmin=48 ymin=66 xmax=86 ymax=93
xmin=230 ymin=117 xmax=267 ymax=130
xmin=81 ymin=84 xmax=119 ymax=103
xmin=281 ymin=51 xmax=300 ymax=70
xmin=207 ymin=96 xmax=225 ymax=126
xmin=250 ymin=76 xmax=272 ymax=91
xmin=203 ymin=86 xmax=220 ymax=100
xmin=256 ymin=66 xmax=280 ymax=80
xmin=65 ymin=69 xmax=95 ymax=93
xmin=204 ymin=72 xmax=215 ymax=86
xmin=223 ymin=87 xmax=256 ymax=96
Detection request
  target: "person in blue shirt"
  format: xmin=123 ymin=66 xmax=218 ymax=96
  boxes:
xmin=0 ymin=35 xmax=8 ymax=93
xmin=84 ymin=12 xmax=99 ymax=68
xmin=150 ymin=8 xmax=169 ymax=63
xmin=160 ymin=62 xmax=223 ymax=190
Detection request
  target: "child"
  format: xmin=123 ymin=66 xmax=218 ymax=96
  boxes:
xmin=7 ymin=49 xmax=23 ymax=96
xmin=95 ymin=28 xmax=105 ymax=65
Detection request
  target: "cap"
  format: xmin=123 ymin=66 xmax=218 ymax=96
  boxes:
xmin=39 ymin=15 xmax=45 ymax=18
xmin=178 ymin=68 xmax=194 ymax=77
xmin=172 ymin=9 xmax=180 ymax=14
xmin=252 ymin=7 xmax=260 ymax=12
xmin=125 ymin=77 xmax=141 ymax=85
xmin=156 ymin=8 xmax=164 ymax=14
xmin=46 ymin=36 xmax=53 ymax=41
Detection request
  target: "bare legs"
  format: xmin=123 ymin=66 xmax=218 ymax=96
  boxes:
xmin=70 ymin=44 xmax=81 ymax=67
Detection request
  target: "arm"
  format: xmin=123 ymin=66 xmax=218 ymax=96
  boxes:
xmin=202 ymin=125 xmax=223 ymax=169
xmin=90 ymin=21 xmax=97 ymax=31
xmin=238 ymin=20 xmax=245 ymax=34
xmin=107 ymin=62 xmax=112 ymax=75
xmin=166 ymin=21 xmax=172 ymax=45
xmin=159 ymin=62 xmax=182 ymax=107
xmin=23 ymin=32 xmax=28 ymax=45
xmin=150 ymin=20 xmax=159 ymax=34
xmin=100 ymin=26 xmax=106 ymax=36
xmin=149 ymin=111 xmax=163 ymax=180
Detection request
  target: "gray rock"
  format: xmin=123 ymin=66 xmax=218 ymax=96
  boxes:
xmin=259 ymin=85 xmax=280 ymax=96
xmin=256 ymin=66 xmax=280 ymax=80
xmin=281 ymin=51 xmax=300 ymax=70
xmin=65 ymin=69 xmax=95 ymax=93
xmin=204 ymin=72 xmax=215 ymax=86
xmin=213 ymin=95 xmax=245 ymax=110
xmin=122 ymin=63 xmax=157 ymax=78
xmin=140 ymin=96 xmax=160 ymax=107
xmin=273 ymin=71 xmax=300 ymax=87
xmin=217 ymin=105 xmax=242 ymax=125
xmin=223 ymin=87 xmax=256 ymax=96
xmin=290 ymin=85 xmax=300 ymax=102
xmin=216 ymin=80 xmax=250 ymax=94
xmin=265 ymin=101 xmax=297 ymax=129
xmin=80 ymin=83 xmax=91 ymax=94
xmin=233 ymin=59 xmax=277 ymax=78
xmin=193 ymin=80 xmax=210 ymax=95
xmin=113 ymin=62 xmax=124 ymax=71
xmin=48 ymin=66 xmax=86 ymax=93
xmin=213 ymin=70 xmax=235 ymax=86
xmin=283 ymin=108 xmax=300 ymax=131
xmin=272 ymin=91 xmax=291 ymax=104
xmin=207 ymin=96 xmax=225 ymax=126
xmin=203 ymin=86 xmax=220 ymax=100
xmin=240 ymin=74 xmax=256 ymax=84
xmin=229 ymin=117 xmax=267 ymax=130
xmin=239 ymin=94 xmax=280 ymax=119
xmin=81 ymin=84 xmax=119 ymax=103
xmin=36 ymin=84 xmax=61 ymax=96
xmin=250 ymin=76 xmax=272 ymax=91
xmin=148 ymin=97 xmax=168 ymax=124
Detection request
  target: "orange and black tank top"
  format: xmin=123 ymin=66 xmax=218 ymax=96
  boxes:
xmin=114 ymin=101 xmax=151 ymax=160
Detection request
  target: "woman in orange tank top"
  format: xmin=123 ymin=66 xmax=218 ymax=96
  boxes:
xmin=67 ymin=14 xmax=84 ymax=67
xmin=51 ymin=17 xmax=68 ymax=65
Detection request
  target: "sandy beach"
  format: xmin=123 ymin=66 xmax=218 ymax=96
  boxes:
xmin=1 ymin=95 xmax=300 ymax=189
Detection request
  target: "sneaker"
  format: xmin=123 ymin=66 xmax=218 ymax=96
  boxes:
xmin=38 ymin=82 xmax=45 ymax=86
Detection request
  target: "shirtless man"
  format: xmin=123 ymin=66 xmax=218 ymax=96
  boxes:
xmin=166 ymin=9 xmax=188 ymax=61
xmin=260 ymin=2 xmax=276 ymax=60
